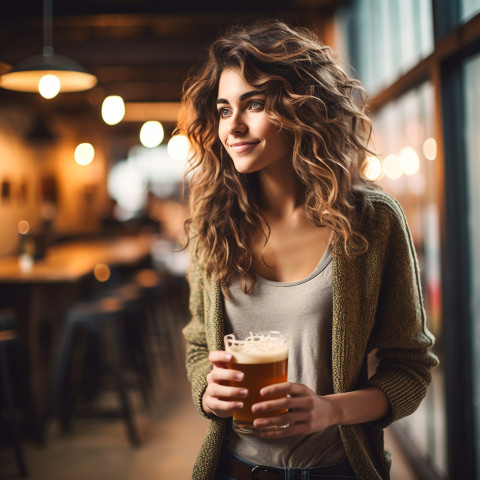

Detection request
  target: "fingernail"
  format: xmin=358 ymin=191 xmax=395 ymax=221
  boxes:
xmin=225 ymin=353 xmax=232 ymax=361
xmin=234 ymin=373 xmax=244 ymax=381
xmin=240 ymin=389 xmax=248 ymax=396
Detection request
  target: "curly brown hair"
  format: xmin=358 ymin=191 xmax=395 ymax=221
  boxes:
xmin=179 ymin=19 xmax=378 ymax=296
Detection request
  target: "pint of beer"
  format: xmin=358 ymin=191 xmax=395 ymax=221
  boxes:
xmin=224 ymin=331 xmax=289 ymax=435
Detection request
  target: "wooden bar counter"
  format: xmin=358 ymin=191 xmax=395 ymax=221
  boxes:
xmin=0 ymin=233 xmax=159 ymax=420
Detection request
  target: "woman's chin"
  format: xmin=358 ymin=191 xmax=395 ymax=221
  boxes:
xmin=232 ymin=162 xmax=257 ymax=175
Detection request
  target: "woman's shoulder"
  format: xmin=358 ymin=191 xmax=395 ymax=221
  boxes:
xmin=357 ymin=188 xmax=409 ymax=234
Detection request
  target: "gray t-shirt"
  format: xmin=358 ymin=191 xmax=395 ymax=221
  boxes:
xmin=223 ymin=249 xmax=347 ymax=468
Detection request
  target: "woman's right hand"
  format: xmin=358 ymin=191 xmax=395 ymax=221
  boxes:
xmin=202 ymin=351 xmax=248 ymax=418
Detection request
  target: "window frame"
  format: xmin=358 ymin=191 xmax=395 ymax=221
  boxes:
xmin=365 ymin=7 xmax=480 ymax=480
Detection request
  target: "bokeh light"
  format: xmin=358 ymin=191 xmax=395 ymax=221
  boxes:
xmin=140 ymin=121 xmax=164 ymax=148
xmin=108 ymin=160 xmax=146 ymax=218
xmin=101 ymin=95 xmax=125 ymax=125
xmin=364 ymin=155 xmax=383 ymax=181
xmin=94 ymin=263 xmax=111 ymax=282
xmin=423 ymin=137 xmax=437 ymax=161
xmin=400 ymin=146 xmax=420 ymax=176
xmin=18 ymin=220 xmax=30 ymax=235
xmin=74 ymin=143 xmax=95 ymax=166
xmin=167 ymin=134 xmax=190 ymax=161
xmin=383 ymin=154 xmax=403 ymax=180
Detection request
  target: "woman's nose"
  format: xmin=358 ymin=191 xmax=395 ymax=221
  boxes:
xmin=228 ymin=113 xmax=247 ymax=135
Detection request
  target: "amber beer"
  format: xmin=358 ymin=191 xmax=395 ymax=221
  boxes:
xmin=224 ymin=331 xmax=289 ymax=435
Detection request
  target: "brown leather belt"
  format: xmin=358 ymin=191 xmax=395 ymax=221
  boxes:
xmin=216 ymin=453 xmax=356 ymax=479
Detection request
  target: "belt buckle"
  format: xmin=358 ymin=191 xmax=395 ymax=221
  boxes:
xmin=251 ymin=464 xmax=283 ymax=479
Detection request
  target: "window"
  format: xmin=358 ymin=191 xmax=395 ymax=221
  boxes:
xmin=461 ymin=0 xmax=480 ymax=21
xmin=370 ymin=83 xmax=446 ymax=476
xmin=334 ymin=2 xmax=480 ymax=476
xmin=338 ymin=0 xmax=434 ymax=95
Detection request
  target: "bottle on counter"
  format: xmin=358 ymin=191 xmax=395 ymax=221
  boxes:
xmin=18 ymin=220 xmax=35 ymax=272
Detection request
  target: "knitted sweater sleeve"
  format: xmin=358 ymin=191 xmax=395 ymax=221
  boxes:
xmin=363 ymin=195 xmax=439 ymax=428
xmin=182 ymin=244 xmax=215 ymax=419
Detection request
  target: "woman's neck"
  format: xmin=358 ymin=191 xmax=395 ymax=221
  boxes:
xmin=257 ymin=161 xmax=304 ymax=219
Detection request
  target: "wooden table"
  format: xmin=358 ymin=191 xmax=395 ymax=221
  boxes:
xmin=0 ymin=233 xmax=156 ymax=283
xmin=0 ymin=233 xmax=158 ymax=417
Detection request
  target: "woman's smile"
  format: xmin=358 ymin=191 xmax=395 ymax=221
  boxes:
xmin=228 ymin=140 xmax=260 ymax=154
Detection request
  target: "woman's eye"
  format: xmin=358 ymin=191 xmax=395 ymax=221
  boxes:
xmin=218 ymin=108 xmax=230 ymax=118
xmin=250 ymin=101 xmax=264 ymax=110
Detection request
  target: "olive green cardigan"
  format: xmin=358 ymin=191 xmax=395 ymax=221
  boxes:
xmin=183 ymin=191 xmax=438 ymax=480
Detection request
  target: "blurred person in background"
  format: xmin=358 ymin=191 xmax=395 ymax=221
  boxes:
xmin=180 ymin=20 xmax=438 ymax=480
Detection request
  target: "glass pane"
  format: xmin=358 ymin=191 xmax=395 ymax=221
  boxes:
xmin=336 ymin=0 xmax=434 ymax=95
xmin=461 ymin=0 xmax=480 ymax=21
xmin=370 ymin=82 xmax=446 ymax=477
xmin=463 ymin=51 xmax=480 ymax=480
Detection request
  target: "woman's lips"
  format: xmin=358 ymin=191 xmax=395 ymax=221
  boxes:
xmin=228 ymin=141 xmax=259 ymax=153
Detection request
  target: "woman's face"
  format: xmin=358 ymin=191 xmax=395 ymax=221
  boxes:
xmin=216 ymin=68 xmax=291 ymax=175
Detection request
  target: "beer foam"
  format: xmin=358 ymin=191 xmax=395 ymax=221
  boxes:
xmin=225 ymin=332 xmax=288 ymax=364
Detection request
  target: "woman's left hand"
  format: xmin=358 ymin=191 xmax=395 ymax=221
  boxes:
xmin=252 ymin=382 xmax=337 ymax=438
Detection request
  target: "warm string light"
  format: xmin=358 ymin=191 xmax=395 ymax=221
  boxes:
xmin=399 ymin=147 xmax=420 ymax=176
xmin=364 ymin=156 xmax=383 ymax=181
xmin=383 ymin=154 xmax=403 ymax=180
xmin=423 ymin=137 xmax=437 ymax=160
xmin=366 ymin=139 xmax=437 ymax=182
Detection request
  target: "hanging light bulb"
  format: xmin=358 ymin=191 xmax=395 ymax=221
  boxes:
xmin=101 ymin=95 xmax=125 ymax=125
xmin=140 ymin=121 xmax=164 ymax=148
xmin=74 ymin=143 xmax=95 ymax=166
xmin=0 ymin=0 xmax=97 ymax=96
xmin=38 ymin=74 xmax=60 ymax=99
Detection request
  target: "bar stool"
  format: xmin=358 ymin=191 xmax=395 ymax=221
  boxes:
xmin=40 ymin=296 xmax=141 ymax=447
xmin=0 ymin=309 xmax=27 ymax=477
xmin=162 ymin=273 xmax=190 ymax=376
xmin=107 ymin=282 xmax=156 ymax=407
xmin=132 ymin=269 xmax=183 ymax=378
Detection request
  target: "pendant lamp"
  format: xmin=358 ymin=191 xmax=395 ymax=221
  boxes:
xmin=0 ymin=0 xmax=97 ymax=96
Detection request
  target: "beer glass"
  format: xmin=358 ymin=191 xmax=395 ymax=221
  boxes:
xmin=224 ymin=331 xmax=289 ymax=435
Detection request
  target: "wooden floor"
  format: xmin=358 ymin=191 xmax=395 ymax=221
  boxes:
xmin=0 ymin=376 xmax=209 ymax=480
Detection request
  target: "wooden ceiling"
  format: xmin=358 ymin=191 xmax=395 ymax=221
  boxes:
xmin=0 ymin=0 xmax=344 ymax=148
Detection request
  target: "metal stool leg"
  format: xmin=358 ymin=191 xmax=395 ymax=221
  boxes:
xmin=104 ymin=318 xmax=141 ymax=447
xmin=0 ymin=343 xmax=28 ymax=477
xmin=38 ymin=318 xmax=78 ymax=444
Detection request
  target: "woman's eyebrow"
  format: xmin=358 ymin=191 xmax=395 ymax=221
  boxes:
xmin=239 ymin=90 xmax=263 ymax=101
xmin=216 ymin=90 xmax=263 ymax=105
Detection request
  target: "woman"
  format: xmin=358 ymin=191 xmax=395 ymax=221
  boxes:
xmin=180 ymin=20 xmax=438 ymax=480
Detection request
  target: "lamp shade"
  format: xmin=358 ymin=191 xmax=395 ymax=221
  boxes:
xmin=0 ymin=54 xmax=97 ymax=93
